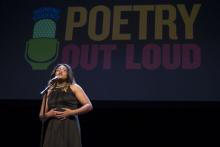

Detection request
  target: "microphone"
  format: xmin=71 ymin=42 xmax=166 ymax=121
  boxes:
xmin=49 ymin=76 xmax=60 ymax=83
xmin=40 ymin=76 xmax=60 ymax=95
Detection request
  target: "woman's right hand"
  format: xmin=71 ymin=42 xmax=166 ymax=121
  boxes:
xmin=45 ymin=108 xmax=57 ymax=118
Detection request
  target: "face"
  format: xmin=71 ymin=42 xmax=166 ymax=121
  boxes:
xmin=55 ymin=65 xmax=68 ymax=80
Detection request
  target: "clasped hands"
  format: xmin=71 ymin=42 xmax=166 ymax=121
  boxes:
xmin=46 ymin=108 xmax=75 ymax=120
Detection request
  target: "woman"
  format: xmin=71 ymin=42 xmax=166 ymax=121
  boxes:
xmin=39 ymin=64 xmax=93 ymax=147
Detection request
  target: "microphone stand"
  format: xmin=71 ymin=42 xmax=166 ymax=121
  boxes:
xmin=39 ymin=94 xmax=47 ymax=147
xmin=39 ymin=83 xmax=54 ymax=147
xmin=40 ymin=85 xmax=51 ymax=95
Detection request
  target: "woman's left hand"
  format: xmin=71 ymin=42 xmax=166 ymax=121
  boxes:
xmin=56 ymin=108 xmax=74 ymax=120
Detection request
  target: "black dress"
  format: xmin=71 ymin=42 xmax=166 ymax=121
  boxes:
xmin=43 ymin=86 xmax=82 ymax=147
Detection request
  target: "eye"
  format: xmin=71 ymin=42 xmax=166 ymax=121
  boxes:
xmin=56 ymin=67 xmax=67 ymax=72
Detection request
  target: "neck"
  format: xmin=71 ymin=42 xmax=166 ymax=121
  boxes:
xmin=57 ymin=80 xmax=67 ymax=84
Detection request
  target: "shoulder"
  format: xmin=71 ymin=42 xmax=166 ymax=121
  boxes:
xmin=46 ymin=89 xmax=52 ymax=97
xmin=70 ymin=83 xmax=83 ymax=92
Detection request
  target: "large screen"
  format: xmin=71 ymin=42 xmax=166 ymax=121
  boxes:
xmin=1 ymin=0 xmax=220 ymax=101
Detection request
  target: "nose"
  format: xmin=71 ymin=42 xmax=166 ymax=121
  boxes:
xmin=56 ymin=71 xmax=62 ymax=76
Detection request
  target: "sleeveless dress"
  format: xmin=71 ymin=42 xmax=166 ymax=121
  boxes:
xmin=43 ymin=86 xmax=82 ymax=147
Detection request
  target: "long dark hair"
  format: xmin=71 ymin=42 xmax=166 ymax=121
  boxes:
xmin=50 ymin=64 xmax=76 ymax=84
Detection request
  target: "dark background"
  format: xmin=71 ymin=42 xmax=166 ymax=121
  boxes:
xmin=1 ymin=0 xmax=220 ymax=146
xmin=0 ymin=0 xmax=219 ymax=101
xmin=1 ymin=100 xmax=220 ymax=147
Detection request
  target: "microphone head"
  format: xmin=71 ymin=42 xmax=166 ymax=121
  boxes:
xmin=51 ymin=76 xmax=60 ymax=81
xmin=54 ymin=75 xmax=60 ymax=79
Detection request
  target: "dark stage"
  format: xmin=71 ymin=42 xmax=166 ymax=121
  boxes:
xmin=1 ymin=100 xmax=220 ymax=147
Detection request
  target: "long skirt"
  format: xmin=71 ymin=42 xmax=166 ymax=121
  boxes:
xmin=43 ymin=116 xmax=82 ymax=147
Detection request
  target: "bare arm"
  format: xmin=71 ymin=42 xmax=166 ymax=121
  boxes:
xmin=69 ymin=84 xmax=93 ymax=115
xmin=39 ymin=94 xmax=49 ymax=119
xmin=39 ymin=90 xmax=57 ymax=120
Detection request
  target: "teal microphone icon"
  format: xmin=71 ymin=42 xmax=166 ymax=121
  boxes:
xmin=25 ymin=7 xmax=61 ymax=70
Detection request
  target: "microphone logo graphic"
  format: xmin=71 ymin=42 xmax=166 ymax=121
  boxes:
xmin=25 ymin=7 xmax=61 ymax=70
